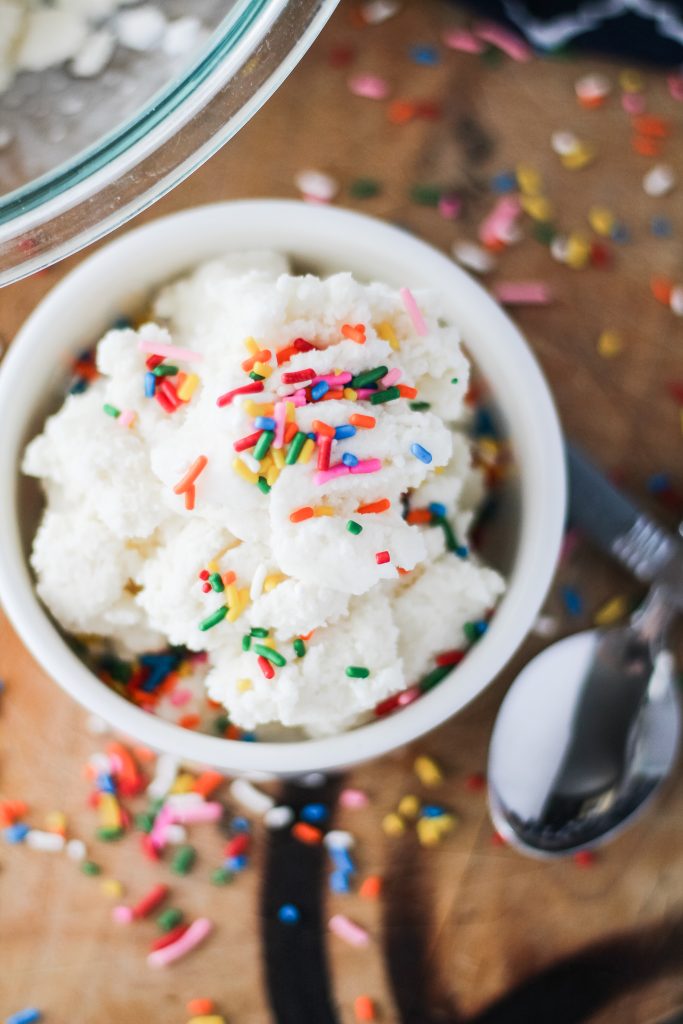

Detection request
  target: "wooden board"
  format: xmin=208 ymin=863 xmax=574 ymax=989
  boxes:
xmin=2 ymin=2 xmax=683 ymax=1022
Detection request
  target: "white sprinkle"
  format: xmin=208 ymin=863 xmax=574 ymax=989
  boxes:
xmin=17 ymin=10 xmax=88 ymax=71
xmin=250 ymin=563 xmax=268 ymax=602
xmin=239 ymin=451 xmax=260 ymax=475
xmin=26 ymin=829 xmax=65 ymax=852
xmin=116 ymin=6 xmax=167 ymax=50
xmin=66 ymin=838 xmax=87 ymax=861
xmin=323 ymin=829 xmax=355 ymax=850
xmin=643 ymin=164 xmax=676 ymax=198
xmin=88 ymin=752 xmax=113 ymax=772
xmin=230 ymin=778 xmax=275 ymax=816
xmin=451 ymin=240 xmax=495 ymax=274
xmin=70 ymin=28 xmax=115 ymax=77
xmin=264 ymin=805 xmax=295 ymax=830
xmin=147 ymin=753 xmax=179 ymax=800
xmin=550 ymin=235 xmax=570 ymax=264
xmin=164 ymin=792 xmax=204 ymax=808
xmin=575 ymin=72 xmax=611 ymax=101
xmin=162 ymin=16 xmax=202 ymax=56
xmin=532 ymin=614 xmax=559 ymax=638
xmin=298 ymin=772 xmax=327 ymax=788
xmin=86 ymin=714 xmax=110 ymax=735
xmin=164 ymin=824 xmax=188 ymax=845
xmin=361 ymin=0 xmax=401 ymax=23
xmin=550 ymin=130 xmax=579 ymax=156
xmin=294 ymin=169 xmax=339 ymax=203
xmin=670 ymin=285 xmax=683 ymax=316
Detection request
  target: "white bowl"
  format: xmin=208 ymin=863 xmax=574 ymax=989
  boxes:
xmin=0 ymin=200 xmax=565 ymax=776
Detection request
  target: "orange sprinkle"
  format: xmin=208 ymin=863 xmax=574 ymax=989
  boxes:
xmin=192 ymin=771 xmax=224 ymax=798
xmin=290 ymin=506 xmax=315 ymax=523
xmin=341 ymin=323 xmax=366 ymax=344
xmin=225 ymin=724 xmax=242 ymax=740
xmin=292 ymin=822 xmax=324 ymax=844
xmin=173 ymin=455 xmax=208 ymax=495
xmin=577 ymin=94 xmax=605 ymax=110
xmin=357 ymin=499 xmax=391 ymax=514
xmin=633 ymin=114 xmax=670 ymax=138
xmin=406 ymin=509 xmax=432 ymax=524
xmin=178 ymin=713 xmax=201 ymax=730
xmin=300 ymin=629 xmax=315 ymax=641
xmin=276 ymin=344 xmax=298 ymax=365
xmin=651 ymin=276 xmax=673 ymax=305
xmin=354 ymin=995 xmax=377 ymax=1021
xmin=312 ymin=420 xmax=335 ymax=438
xmin=483 ymin=236 xmax=507 ymax=253
xmin=388 ymin=99 xmax=416 ymax=124
xmin=0 ymin=800 xmax=28 ymax=827
xmin=284 ymin=421 xmax=298 ymax=443
xmin=397 ymin=384 xmax=418 ymax=399
xmin=349 ymin=413 xmax=376 ymax=429
xmin=359 ymin=875 xmax=383 ymax=900
xmin=222 ymin=570 xmax=236 ymax=587
xmin=321 ymin=389 xmax=345 ymax=400
xmin=397 ymin=567 xmax=411 ymax=576
xmin=241 ymin=349 xmax=271 ymax=372
xmin=632 ymin=135 xmax=662 ymax=157
xmin=186 ymin=999 xmax=215 ymax=1016
xmin=184 ymin=485 xmax=196 ymax=511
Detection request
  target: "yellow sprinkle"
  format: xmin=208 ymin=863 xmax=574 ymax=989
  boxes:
xmin=377 ymin=320 xmax=399 ymax=350
xmin=594 ymin=594 xmax=628 ymax=626
xmin=397 ymin=794 xmax=420 ymax=819
xmin=177 ymin=373 xmax=199 ymax=401
xmin=244 ymin=400 xmax=275 ymax=417
xmin=432 ymin=812 xmax=459 ymax=836
xmin=313 ymin=505 xmax=334 ymax=517
xmin=187 ymin=1016 xmax=226 ymax=1024
xmin=207 ymin=560 xmax=220 ymax=575
xmin=286 ymin=401 xmax=296 ymax=422
xmin=101 ymin=878 xmax=124 ymax=899
xmin=521 ymin=195 xmax=553 ymax=221
xmin=171 ymin=772 xmax=196 ymax=794
xmin=253 ymin=361 xmax=273 ymax=378
xmin=227 ymin=589 xmax=250 ymax=623
xmin=344 ymin=387 xmax=358 ymax=401
xmin=226 ymin=582 xmax=239 ymax=607
xmin=597 ymin=330 xmax=622 ymax=358
xmin=416 ymin=818 xmax=442 ymax=847
xmin=244 ymin=336 xmax=259 ymax=354
xmin=266 ymin=464 xmax=280 ymax=486
xmin=45 ymin=811 xmax=67 ymax=834
xmin=414 ymin=755 xmax=443 ymax=787
xmin=565 ymin=232 xmax=591 ymax=269
xmin=588 ymin=205 xmax=615 ymax=237
xmin=98 ymin=793 xmax=122 ymax=829
xmin=264 ymin=573 xmax=286 ymax=592
xmin=382 ymin=812 xmax=405 ymax=837
xmin=178 ymin=661 xmax=192 ymax=677
xmin=272 ymin=448 xmax=285 ymax=469
xmin=237 ymin=678 xmax=253 ymax=693
xmin=516 ymin=163 xmax=542 ymax=196
xmin=299 ymin=439 xmax=315 ymax=464
xmin=561 ymin=143 xmax=596 ymax=170
xmin=619 ymin=68 xmax=643 ymax=93
xmin=232 ymin=458 xmax=258 ymax=485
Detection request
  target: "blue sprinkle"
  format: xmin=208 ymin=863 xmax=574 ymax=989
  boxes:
xmin=255 ymin=416 xmax=276 ymax=430
xmin=301 ymin=803 xmax=329 ymax=824
xmin=342 ymin=452 xmax=359 ymax=468
xmin=474 ymin=619 xmax=488 ymax=636
xmin=491 ymin=170 xmax=518 ymax=193
xmin=241 ymin=732 xmax=257 ymax=743
xmin=277 ymin=903 xmax=300 ymax=924
xmin=428 ymin=502 xmax=447 ymax=518
xmin=307 ymin=432 xmax=316 ymax=440
xmin=561 ymin=586 xmax=583 ymax=616
xmin=96 ymin=772 xmax=116 ymax=794
xmin=410 ymin=442 xmax=432 ymax=464
xmin=473 ymin=407 xmax=499 ymax=438
xmin=335 ymin=424 xmax=357 ymax=440
xmin=69 ymin=377 xmax=88 ymax=395
xmin=456 ymin=545 xmax=469 ymax=559
xmin=4 ymin=823 xmax=30 ymax=844
xmin=611 ymin=223 xmax=630 ymax=244
xmin=651 ymin=216 xmax=673 ymax=238
xmin=111 ymin=315 xmax=133 ymax=330
xmin=647 ymin=473 xmax=672 ymax=494
xmin=6 ymin=1009 xmax=42 ymax=1024
xmin=231 ymin=815 xmax=251 ymax=833
xmin=330 ymin=847 xmax=356 ymax=874
xmin=144 ymin=371 xmax=156 ymax=397
xmin=409 ymin=44 xmax=439 ymax=65
xmin=329 ymin=869 xmax=351 ymax=893
xmin=422 ymin=805 xmax=447 ymax=818
xmin=311 ymin=381 xmax=330 ymax=401
xmin=226 ymin=854 xmax=248 ymax=872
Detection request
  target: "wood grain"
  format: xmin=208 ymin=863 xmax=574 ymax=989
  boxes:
xmin=2 ymin=2 xmax=683 ymax=1021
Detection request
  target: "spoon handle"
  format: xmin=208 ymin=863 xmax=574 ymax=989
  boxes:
xmin=566 ymin=443 xmax=681 ymax=583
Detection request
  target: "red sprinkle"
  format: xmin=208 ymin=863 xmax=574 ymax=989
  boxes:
xmin=282 ymin=368 xmax=316 ymax=384
xmin=158 ymin=379 xmax=181 ymax=409
xmin=573 ymin=850 xmax=597 ymax=868
xmin=201 ymin=582 xmax=211 ymax=593
xmin=375 ymin=551 xmax=390 ymax=564
xmin=225 ymin=833 xmax=250 ymax=858
xmin=464 ymin=772 xmax=486 ymax=792
xmin=258 ymin=656 xmax=275 ymax=679
xmin=276 ymin=345 xmax=298 ymax=365
xmin=154 ymin=388 xmax=176 ymax=414
xmin=233 ymin=430 xmax=263 ymax=452
xmin=294 ymin=338 xmax=315 ymax=352
xmin=146 ymin=355 xmax=164 ymax=370
xmin=199 ymin=570 xmax=210 ymax=580
xmin=216 ymin=381 xmax=264 ymax=407
xmin=133 ymin=883 xmax=169 ymax=919
xmin=149 ymin=923 xmax=190 ymax=951
xmin=317 ymin=435 xmax=332 ymax=471
xmin=435 ymin=650 xmax=465 ymax=667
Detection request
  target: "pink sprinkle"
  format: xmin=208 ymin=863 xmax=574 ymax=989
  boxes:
xmin=147 ymin=917 xmax=213 ymax=967
xmin=381 ymin=368 xmax=402 ymax=387
xmin=149 ymin=805 xmax=173 ymax=850
xmin=313 ymin=372 xmax=353 ymax=386
xmin=329 ymin=914 xmax=370 ymax=947
xmin=117 ymin=409 xmax=136 ymax=429
xmin=622 ymin=92 xmax=646 ymax=114
xmin=348 ymin=73 xmax=390 ymax=100
xmin=169 ymin=802 xmax=223 ymax=825
xmin=339 ymin=788 xmax=369 ymax=809
xmin=667 ymin=75 xmax=683 ymax=102
xmin=441 ymin=28 xmax=484 ymax=53
xmin=399 ymin=287 xmax=428 ymax=336
xmin=355 ymin=387 xmax=377 ymax=399
xmin=314 ymin=465 xmax=351 ymax=486
xmin=438 ymin=192 xmax=462 ymax=220
xmin=350 ymin=458 xmax=382 ymax=474
xmin=397 ymin=685 xmax=421 ymax=707
xmin=479 ymin=196 xmax=521 ymax=246
xmin=273 ymin=401 xmax=286 ymax=449
xmin=292 ymin=390 xmax=308 ymax=406
xmin=112 ymin=905 xmax=134 ymax=924
xmin=493 ymin=281 xmax=553 ymax=305
xmin=169 ymin=688 xmax=192 ymax=707
xmin=137 ymin=339 xmax=203 ymax=363
xmin=474 ymin=21 xmax=532 ymax=62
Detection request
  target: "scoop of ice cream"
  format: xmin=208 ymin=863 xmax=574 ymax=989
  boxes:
xmin=24 ymin=253 xmax=505 ymax=735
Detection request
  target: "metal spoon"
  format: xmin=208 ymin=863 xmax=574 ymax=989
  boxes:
xmin=487 ymin=445 xmax=682 ymax=857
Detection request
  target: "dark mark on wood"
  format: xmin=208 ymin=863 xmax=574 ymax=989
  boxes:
xmin=455 ymin=115 xmax=495 ymax=164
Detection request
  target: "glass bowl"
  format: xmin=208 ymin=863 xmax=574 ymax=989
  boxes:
xmin=0 ymin=0 xmax=338 ymax=286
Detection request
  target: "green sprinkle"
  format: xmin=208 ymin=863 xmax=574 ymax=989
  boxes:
xmin=346 ymin=520 xmax=363 ymax=535
xmin=152 ymin=364 xmax=179 ymax=377
xmin=253 ymin=644 xmax=286 ymax=667
xmin=103 ymin=403 xmax=120 ymax=418
xmin=450 ymin=377 xmax=459 ymax=384
xmin=213 ymin=713 xmax=230 ymax=735
xmin=211 ymin=866 xmax=234 ymax=886
xmin=199 ymin=606 xmax=228 ymax=632
xmin=285 ymin=431 xmax=307 ymax=465
xmin=370 ymin=386 xmax=401 ymax=405
xmin=209 ymin=572 xmax=224 ymax=593
xmin=350 ymin=177 xmax=381 ymax=199
xmin=410 ymin=183 xmax=442 ymax=207
xmin=249 ymin=371 xmax=265 ymax=381
xmin=96 ymin=827 xmax=124 ymax=842
xmin=253 ymin=430 xmax=275 ymax=460
xmin=419 ymin=664 xmax=452 ymax=693
xmin=481 ymin=44 xmax=503 ymax=66
xmin=433 ymin=514 xmax=458 ymax=553
xmin=81 ymin=860 xmax=101 ymax=876
xmin=135 ymin=812 xmax=155 ymax=833
xmin=463 ymin=622 xmax=480 ymax=643
xmin=171 ymin=844 xmax=196 ymax=875
xmin=409 ymin=401 xmax=431 ymax=411
xmin=350 ymin=365 xmax=388 ymax=389
xmin=345 ymin=666 xmax=370 ymax=678
xmin=533 ymin=222 xmax=557 ymax=245
xmin=257 ymin=476 xmax=271 ymax=494
xmin=157 ymin=907 xmax=184 ymax=932
xmin=293 ymin=638 xmax=306 ymax=658
xmin=242 ymin=634 xmax=251 ymax=651
xmin=250 ymin=627 xmax=269 ymax=637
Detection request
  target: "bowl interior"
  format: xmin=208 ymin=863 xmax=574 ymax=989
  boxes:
xmin=0 ymin=201 xmax=565 ymax=774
